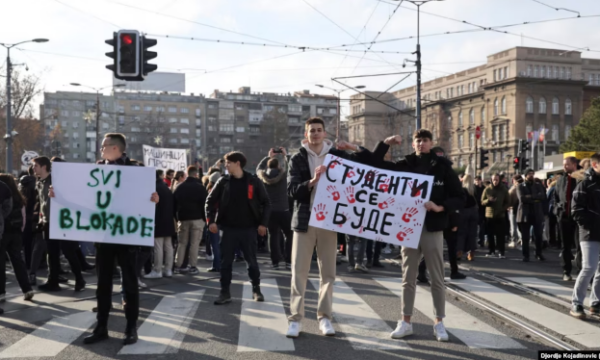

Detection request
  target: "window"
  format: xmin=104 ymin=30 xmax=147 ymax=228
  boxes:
xmin=458 ymin=134 xmax=464 ymax=148
xmin=504 ymin=66 xmax=509 ymax=79
xmin=552 ymin=97 xmax=559 ymax=115
xmin=500 ymin=124 xmax=506 ymax=141
xmin=539 ymin=97 xmax=547 ymax=114
xmin=480 ymin=106 xmax=485 ymax=124
xmin=567 ymin=67 xmax=572 ymax=79
xmin=169 ymin=118 xmax=177 ymax=123
xmin=553 ymin=66 xmax=558 ymax=78
xmin=132 ymin=105 xmax=140 ymax=111
xmin=118 ymin=106 xmax=124 ymax=113
xmin=236 ymin=126 xmax=245 ymax=133
xmin=541 ymin=66 xmax=546 ymax=78
xmin=180 ymin=118 xmax=189 ymax=124
xmin=61 ymin=120 xmax=68 ymax=128
xmin=565 ymin=98 xmax=572 ymax=115
xmin=181 ymin=138 xmax=189 ymax=144
xmin=220 ymin=146 xmax=233 ymax=154
xmin=102 ymin=123 xmax=109 ymax=130
xmin=469 ymin=133 xmax=475 ymax=148
xmin=236 ymin=138 xmax=244 ymax=144
xmin=156 ymin=106 xmax=165 ymax=112
xmin=526 ymin=96 xmax=534 ymax=113
xmin=552 ymin=124 xmax=559 ymax=141
xmin=493 ymin=69 xmax=497 ymax=81
xmin=131 ymin=127 xmax=140 ymax=132
xmin=501 ymin=97 xmax=507 ymax=115
xmin=219 ymin=124 xmax=234 ymax=132
xmin=180 ymin=108 xmax=189 ymax=114
xmin=527 ymin=65 xmax=532 ymax=76
xmin=72 ymin=111 xmax=81 ymax=118
xmin=534 ymin=65 xmax=539 ymax=77
xmin=72 ymin=153 xmax=80 ymax=159
xmin=220 ymin=137 xmax=231 ymax=143
xmin=169 ymin=138 xmax=178 ymax=144
xmin=170 ymin=128 xmax=178 ymax=133
xmin=458 ymin=111 xmax=463 ymax=127
xmin=196 ymin=129 xmax=201 ymax=137
xmin=72 ymin=142 xmax=79 ymax=149
xmin=208 ymin=103 xmax=217 ymax=109
xmin=468 ymin=83 xmax=472 ymax=94
xmin=208 ymin=125 xmax=216 ymax=131
xmin=61 ymin=110 xmax=69 ymax=117
xmin=590 ymin=74 xmax=594 ymax=85
xmin=560 ymin=67 xmax=565 ymax=79
xmin=469 ymin=108 xmax=474 ymax=124
xmin=73 ymin=132 xmax=79 ymax=139
xmin=144 ymin=106 xmax=152 ymax=112
xmin=168 ymin=107 xmax=177 ymax=113
xmin=565 ymin=125 xmax=572 ymax=140
xmin=494 ymin=98 xmax=499 ymax=116
xmin=180 ymin=128 xmax=189 ymax=134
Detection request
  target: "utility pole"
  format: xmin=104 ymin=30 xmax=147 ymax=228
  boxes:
xmin=5 ymin=49 xmax=12 ymax=173
xmin=336 ymin=90 xmax=341 ymax=141
xmin=95 ymin=91 xmax=101 ymax=160
xmin=415 ymin=5 xmax=422 ymax=130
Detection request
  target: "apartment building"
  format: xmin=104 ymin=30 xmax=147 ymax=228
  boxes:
xmin=348 ymin=46 xmax=600 ymax=171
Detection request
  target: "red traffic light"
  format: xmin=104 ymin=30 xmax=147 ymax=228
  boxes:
xmin=513 ymin=157 xmax=519 ymax=163
xmin=121 ymin=34 xmax=133 ymax=45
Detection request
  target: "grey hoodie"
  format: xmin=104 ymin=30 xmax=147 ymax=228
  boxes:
xmin=257 ymin=155 xmax=289 ymax=212
xmin=301 ymin=139 xmax=333 ymax=207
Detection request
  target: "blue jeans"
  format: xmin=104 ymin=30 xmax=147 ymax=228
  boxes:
xmin=208 ymin=227 xmax=221 ymax=270
xmin=572 ymin=241 xmax=600 ymax=307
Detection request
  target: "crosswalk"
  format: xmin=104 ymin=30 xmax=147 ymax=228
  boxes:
xmin=0 ymin=275 xmax=597 ymax=358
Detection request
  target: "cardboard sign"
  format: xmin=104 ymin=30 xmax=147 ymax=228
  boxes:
xmin=308 ymin=154 xmax=434 ymax=249
xmin=143 ymin=145 xmax=187 ymax=171
xmin=49 ymin=162 xmax=156 ymax=246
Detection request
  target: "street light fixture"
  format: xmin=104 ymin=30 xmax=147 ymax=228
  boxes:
xmin=0 ymin=38 xmax=49 ymax=174
xmin=315 ymin=84 xmax=365 ymax=141
xmin=69 ymin=83 xmax=126 ymax=160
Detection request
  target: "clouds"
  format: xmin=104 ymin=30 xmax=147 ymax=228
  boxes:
xmin=2 ymin=0 xmax=599 ymax=114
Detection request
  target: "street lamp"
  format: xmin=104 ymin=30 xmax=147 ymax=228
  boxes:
xmin=69 ymin=83 xmax=125 ymax=160
xmin=0 ymin=38 xmax=49 ymax=174
xmin=315 ymin=84 xmax=365 ymax=141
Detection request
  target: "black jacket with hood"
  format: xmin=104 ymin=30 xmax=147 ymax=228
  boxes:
xmin=155 ymin=177 xmax=176 ymax=237
xmin=256 ymin=155 xmax=289 ymax=212
xmin=173 ymin=177 xmax=208 ymax=221
xmin=205 ymin=170 xmax=271 ymax=227
xmin=19 ymin=175 xmax=36 ymax=219
xmin=368 ymin=142 xmax=465 ymax=232
xmin=571 ymin=168 xmax=600 ymax=243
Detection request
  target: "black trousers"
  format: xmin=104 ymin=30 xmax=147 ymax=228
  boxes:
xmin=22 ymin=216 xmax=33 ymax=269
xmin=96 ymin=244 xmax=139 ymax=329
xmin=486 ymin=217 xmax=506 ymax=256
xmin=478 ymin=212 xmax=486 ymax=245
xmin=267 ymin=210 xmax=293 ymax=265
xmin=548 ymin=213 xmax=561 ymax=247
xmin=220 ymin=227 xmax=260 ymax=291
xmin=559 ymin=217 xmax=582 ymax=276
xmin=519 ymin=218 xmax=544 ymax=259
xmin=444 ymin=229 xmax=459 ymax=274
xmin=366 ymin=240 xmax=383 ymax=262
xmin=0 ymin=232 xmax=32 ymax=294
xmin=44 ymin=224 xmax=83 ymax=284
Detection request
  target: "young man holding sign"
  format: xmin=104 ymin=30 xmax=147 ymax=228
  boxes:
xmin=340 ymin=130 xmax=464 ymax=342
xmin=49 ymin=134 xmax=159 ymax=346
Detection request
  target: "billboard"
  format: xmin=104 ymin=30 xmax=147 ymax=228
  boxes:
xmin=113 ymin=72 xmax=185 ymax=93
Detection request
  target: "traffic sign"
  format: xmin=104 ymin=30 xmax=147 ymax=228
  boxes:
xmin=21 ymin=150 xmax=39 ymax=167
xmin=475 ymin=126 xmax=481 ymax=139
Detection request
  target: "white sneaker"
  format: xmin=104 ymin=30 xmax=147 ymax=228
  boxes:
xmin=382 ymin=247 xmax=392 ymax=254
xmin=319 ymin=318 xmax=335 ymax=336
xmin=206 ymin=254 xmax=214 ymax=261
xmin=138 ymin=279 xmax=147 ymax=289
xmin=355 ymin=264 xmax=369 ymax=273
xmin=163 ymin=270 xmax=173 ymax=278
xmin=143 ymin=271 xmax=162 ymax=279
xmin=286 ymin=321 xmax=302 ymax=338
xmin=339 ymin=256 xmax=348 ymax=263
xmin=390 ymin=321 xmax=413 ymax=339
xmin=433 ymin=322 xmax=449 ymax=342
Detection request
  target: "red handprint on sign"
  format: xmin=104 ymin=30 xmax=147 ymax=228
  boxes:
xmin=396 ymin=227 xmax=414 ymax=242
xmin=365 ymin=170 xmax=379 ymax=181
xmin=326 ymin=185 xmax=341 ymax=201
xmin=329 ymin=157 xmax=342 ymax=169
xmin=346 ymin=170 xmax=356 ymax=179
xmin=358 ymin=226 xmax=364 ymax=234
xmin=415 ymin=199 xmax=424 ymax=206
xmin=379 ymin=178 xmax=391 ymax=192
xmin=344 ymin=186 xmax=356 ymax=204
xmin=401 ymin=207 xmax=419 ymax=223
xmin=407 ymin=181 xmax=422 ymax=197
xmin=378 ymin=197 xmax=396 ymax=210
xmin=313 ymin=204 xmax=328 ymax=221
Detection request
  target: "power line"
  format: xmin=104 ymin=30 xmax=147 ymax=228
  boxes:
xmin=529 ymin=0 xmax=580 ymax=15
xmin=53 ymin=0 xmax=121 ymax=28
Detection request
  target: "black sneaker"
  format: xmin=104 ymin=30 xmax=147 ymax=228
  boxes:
xmin=536 ymin=255 xmax=546 ymax=261
xmin=75 ymin=280 xmax=86 ymax=292
xmin=58 ymin=276 xmax=69 ymax=284
xmin=214 ymin=292 xmax=232 ymax=305
xmin=570 ymin=304 xmax=586 ymax=319
xmin=372 ymin=261 xmax=385 ymax=268
xmin=563 ymin=274 xmax=573 ymax=281
xmin=450 ymin=272 xmax=467 ymax=280
xmin=417 ymin=275 xmax=429 ymax=285
xmin=366 ymin=260 xmax=373 ymax=269
xmin=207 ymin=267 xmax=219 ymax=272
xmin=38 ymin=282 xmax=62 ymax=292
xmin=271 ymin=263 xmax=280 ymax=269
xmin=252 ymin=286 xmax=264 ymax=302
xmin=590 ymin=305 xmax=600 ymax=316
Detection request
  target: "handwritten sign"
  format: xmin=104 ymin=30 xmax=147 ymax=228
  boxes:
xmin=143 ymin=145 xmax=187 ymax=171
xmin=308 ymin=154 xmax=434 ymax=249
xmin=49 ymin=162 xmax=156 ymax=246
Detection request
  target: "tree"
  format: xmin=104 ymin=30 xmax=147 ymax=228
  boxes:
xmin=560 ymin=97 xmax=600 ymax=153
xmin=262 ymin=108 xmax=289 ymax=148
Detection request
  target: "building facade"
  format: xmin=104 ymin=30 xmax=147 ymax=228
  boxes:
xmin=348 ymin=46 xmax=600 ymax=172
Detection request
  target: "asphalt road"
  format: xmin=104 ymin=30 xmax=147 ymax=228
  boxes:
xmin=0 ymin=245 xmax=595 ymax=360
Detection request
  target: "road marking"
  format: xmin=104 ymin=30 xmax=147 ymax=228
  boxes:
xmin=118 ymin=289 xmax=205 ymax=355
xmin=309 ymin=278 xmax=410 ymax=350
xmin=0 ymin=311 xmax=96 ymax=358
xmin=453 ymin=277 xmax=600 ymax=348
xmin=375 ymin=277 xmax=525 ymax=349
xmin=506 ymin=277 xmax=587 ymax=306
xmin=237 ymin=278 xmax=294 ymax=352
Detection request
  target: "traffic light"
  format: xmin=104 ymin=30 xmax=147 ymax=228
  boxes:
xmin=521 ymin=156 xmax=530 ymax=171
xmin=480 ymin=149 xmax=489 ymax=169
xmin=513 ymin=156 xmax=520 ymax=170
xmin=522 ymin=140 xmax=531 ymax=152
xmin=517 ymin=139 xmax=524 ymax=154
xmin=141 ymin=35 xmax=158 ymax=76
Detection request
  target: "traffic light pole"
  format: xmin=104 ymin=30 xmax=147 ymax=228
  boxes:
xmin=5 ymin=48 xmax=12 ymax=174
xmin=475 ymin=136 xmax=478 ymax=176
xmin=95 ymin=91 xmax=100 ymax=161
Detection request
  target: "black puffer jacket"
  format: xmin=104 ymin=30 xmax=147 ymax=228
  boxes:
xmin=572 ymin=168 xmax=600 ymax=242
xmin=369 ymin=142 xmax=465 ymax=232
xmin=155 ymin=178 xmax=176 ymax=237
xmin=257 ymin=155 xmax=288 ymax=212
xmin=174 ymin=177 xmax=208 ymax=221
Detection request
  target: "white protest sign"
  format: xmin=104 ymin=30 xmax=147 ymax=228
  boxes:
xmin=49 ymin=162 xmax=156 ymax=246
xmin=308 ymin=154 xmax=434 ymax=249
xmin=21 ymin=150 xmax=39 ymax=166
xmin=143 ymin=145 xmax=187 ymax=171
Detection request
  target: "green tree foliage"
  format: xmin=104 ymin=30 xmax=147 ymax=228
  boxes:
xmin=560 ymin=97 xmax=600 ymax=153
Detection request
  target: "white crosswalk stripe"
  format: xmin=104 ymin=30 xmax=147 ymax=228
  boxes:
xmin=0 ymin=276 xmax=593 ymax=357
xmin=118 ymin=289 xmax=205 ymax=355
xmin=506 ymin=277 xmax=585 ymax=305
xmin=375 ymin=277 xmax=526 ymax=349
xmin=453 ymin=277 xmax=600 ymax=348
xmin=309 ymin=278 xmax=410 ymax=350
xmin=237 ymin=278 xmax=295 ymax=352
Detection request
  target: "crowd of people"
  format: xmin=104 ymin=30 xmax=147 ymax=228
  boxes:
xmin=0 ymin=117 xmax=598 ymax=346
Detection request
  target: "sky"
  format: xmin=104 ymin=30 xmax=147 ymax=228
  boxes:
xmin=2 ymin=0 xmax=600 ymax=118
